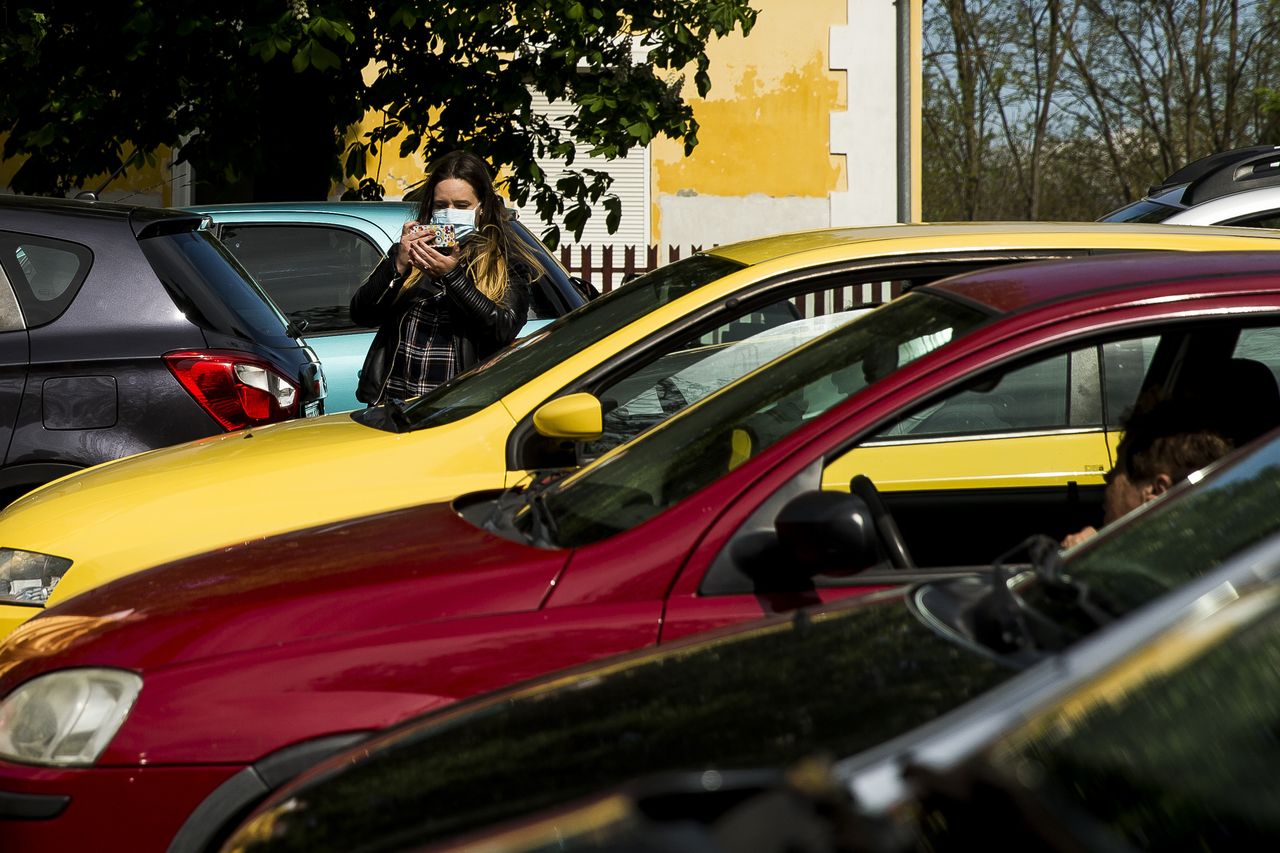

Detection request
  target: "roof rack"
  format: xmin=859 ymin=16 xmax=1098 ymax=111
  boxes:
xmin=1151 ymin=145 xmax=1280 ymax=192
xmin=1181 ymin=146 xmax=1280 ymax=205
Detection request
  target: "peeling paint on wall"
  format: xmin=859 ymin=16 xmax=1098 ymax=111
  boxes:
xmin=649 ymin=0 xmax=849 ymax=246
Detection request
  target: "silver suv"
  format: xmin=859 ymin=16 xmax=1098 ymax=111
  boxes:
xmin=1101 ymin=144 xmax=1280 ymax=226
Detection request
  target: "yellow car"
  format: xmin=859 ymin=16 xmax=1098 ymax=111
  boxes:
xmin=2 ymin=222 xmax=1280 ymax=636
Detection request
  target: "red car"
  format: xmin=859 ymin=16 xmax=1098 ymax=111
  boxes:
xmin=3 ymin=251 xmax=1280 ymax=851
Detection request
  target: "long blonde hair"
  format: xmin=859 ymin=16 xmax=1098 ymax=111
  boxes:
xmin=406 ymin=151 xmax=545 ymax=302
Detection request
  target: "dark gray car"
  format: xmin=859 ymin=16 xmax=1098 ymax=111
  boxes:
xmin=0 ymin=195 xmax=325 ymax=503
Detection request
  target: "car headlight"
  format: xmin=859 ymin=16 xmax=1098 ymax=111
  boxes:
xmin=0 ymin=669 xmax=142 ymax=766
xmin=0 ymin=548 xmax=72 ymax=604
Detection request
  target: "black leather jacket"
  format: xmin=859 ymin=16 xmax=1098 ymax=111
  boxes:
xmin=350 ymin=248 xmax=530 ymax=405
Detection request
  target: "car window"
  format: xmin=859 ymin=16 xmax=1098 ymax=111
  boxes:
xmin=0 ymin=233 xmax=92 ymax=327
xmin=1223 ymin=211 xmax=1280 ymax=228
xmin=220 ymin=224 xmax=383 ymax=334
xmin=139 ymin=230 xmax=295 ymax=345
xmin=875 ymin=352 xmax=1070 ymax=438
xmin=1233 ymin=326 xmax=1280 ymax=383
xmin=1101 ymin=336 xmax=1158 ymax=425
xmin=868 ymin=335 xmax=1160 ymax=440
xmin=581 ymin=283 xmax=881 ymax=458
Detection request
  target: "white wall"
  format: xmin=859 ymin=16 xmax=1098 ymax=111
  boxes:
xmin=829 ymin=0 xmax=899 ymax=226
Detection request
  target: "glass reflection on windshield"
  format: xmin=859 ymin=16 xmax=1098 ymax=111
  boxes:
xmin=1031 ymin=435 xmax=1280 ymax=617
xmin=535 ymin=292 xmax=991 ymax=547
xmin=391 ymin=255 xmax=746 ymax=430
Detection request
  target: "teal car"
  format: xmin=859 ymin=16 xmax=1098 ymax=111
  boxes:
xmin=187 ymin=202 xmax=590 ymax=412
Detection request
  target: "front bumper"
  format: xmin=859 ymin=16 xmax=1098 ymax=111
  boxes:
xmin=0 ymin=760 xmax=242 ymax=850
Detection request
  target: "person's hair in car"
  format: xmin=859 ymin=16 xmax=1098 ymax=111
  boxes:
xmin=413 ymin=150 xmax=545 ymax=302
xmin=1113 ymin=390 xmax=1234 ymax=485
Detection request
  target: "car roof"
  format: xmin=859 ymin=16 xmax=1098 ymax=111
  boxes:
xmin=923 ymin=248 xmax=1280 ymax=314
xmin=703 ymin=220 xmax=1280 ymax=267
xmin=1162 ymin=185 xmax=1280 ymax=225
xmin=0 ymin=194 xmax=205 ymax=234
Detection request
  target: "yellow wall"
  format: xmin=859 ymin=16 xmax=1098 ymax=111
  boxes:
xmin=342 ymin=0 xmax=849 ymax=244
xmin=649 ymin=0 xmax=846 ymax=227
xmin=0 ymin=145 xmax=177 ymax=206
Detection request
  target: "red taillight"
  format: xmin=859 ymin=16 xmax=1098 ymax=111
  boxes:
xmin=164 ymin=350 xmax=300 ymax=431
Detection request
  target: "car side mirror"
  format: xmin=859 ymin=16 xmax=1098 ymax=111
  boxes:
xmin=533 ymin=392 xmax=603 ymax=440
xmin=773 ymin=490 xmax=880 ymax=575
xmin=570 ymin=276 xmax=601 ymax=300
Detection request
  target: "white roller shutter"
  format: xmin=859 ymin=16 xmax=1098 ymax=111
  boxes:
xmin=517 ymin=92 xmax=650 ymax=247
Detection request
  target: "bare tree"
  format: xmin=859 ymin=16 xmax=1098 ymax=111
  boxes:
xmin=923 ymin=0 xmax=1280 ymax=218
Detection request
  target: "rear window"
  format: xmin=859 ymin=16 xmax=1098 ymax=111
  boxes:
xmin=220 ymin=224 xmax=383 ymax=334
xmin=0 ymin=232 xmax=93 ymax=326
xmin=139 ymin=230 xmax=295 ymax=344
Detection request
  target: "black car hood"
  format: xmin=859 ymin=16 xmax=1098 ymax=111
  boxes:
xmin=231 ymin=587 xmax=1015 ymax=852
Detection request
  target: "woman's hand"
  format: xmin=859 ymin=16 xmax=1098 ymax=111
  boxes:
xmin=403 ymin=229 xmax=460 ymax=279
xmin=393 ymin=222 xmax=426 ymax=275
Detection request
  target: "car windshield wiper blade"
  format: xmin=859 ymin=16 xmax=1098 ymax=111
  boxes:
xmin=969 ymin=536 xmax=1073 ymax=663
xmin=1025 ymin=534 xmax=1120 ymax=632
xmin=484 ymin=469 xmax=568 ymax=547
xmin=528 ymin=489 xmax=560 ymax=546
xmin=970 ymin=535 xmax=1122 ymax=663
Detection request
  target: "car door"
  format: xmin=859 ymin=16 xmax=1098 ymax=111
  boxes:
xmin=659 ymin=311 xmax=1280 ymax=642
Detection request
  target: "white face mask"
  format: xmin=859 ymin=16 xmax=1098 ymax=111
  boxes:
xmin=431 ymin=207 xmax=477 ymax=241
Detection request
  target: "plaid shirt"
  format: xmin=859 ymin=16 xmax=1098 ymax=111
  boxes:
xmin=384 ymin=289 xmax=456 ymax=400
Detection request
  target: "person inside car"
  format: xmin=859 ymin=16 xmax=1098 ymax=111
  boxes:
xmin=1061 ymin=392 xmax=1233 ymax=548
xmin=351 ymin=150 xmax=545 ymax=406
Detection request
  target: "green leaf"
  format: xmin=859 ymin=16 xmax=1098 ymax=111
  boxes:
xmin=604 ymin=197 xmax=622 ymax=234
xmin=308 ymin=41 xmax=342 ymax=71
xmin=344 ymin=142 xmax=366 ymax=179
xmin=541 ymin=224 xmax=562 ymax=251
xmin=625 ymin=121 xmax=653 ymax=144
xmin=292 ymin=42 xmax=311 ymax=72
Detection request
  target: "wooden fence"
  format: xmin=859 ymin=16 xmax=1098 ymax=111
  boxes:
xmin=558 ymin=245 xmax=702 ymax=294
xmin=558 ymin=245 xmax=908 ymax=312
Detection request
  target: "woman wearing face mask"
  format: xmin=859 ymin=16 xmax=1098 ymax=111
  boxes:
xmin=350 ymin=150 xmax=544 ymax=406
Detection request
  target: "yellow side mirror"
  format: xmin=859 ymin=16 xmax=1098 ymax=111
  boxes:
xmin=533 ymin=393 xmax=603 ymax=440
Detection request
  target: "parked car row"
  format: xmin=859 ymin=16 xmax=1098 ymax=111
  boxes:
xmin=3 ymin=165 xmax=1280 ymax=851
xmin=0 ymin=195 xmax=327 ymax=510
xmin=187 ymin=202 xmax=593 ymax=412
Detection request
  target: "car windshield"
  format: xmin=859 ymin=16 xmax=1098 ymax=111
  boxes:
xmin=1020 ymin=431 xmax=1280 ymax=620
xmin=383 ymin=254 xmax=745 ymax=429
xmin=961 ymin=582 xmax=1280 ymax=850
xmin=1098 ymin=184 xmax=1188 ymax=223
xmin=534 ymin=292 xmax=991 ymax=547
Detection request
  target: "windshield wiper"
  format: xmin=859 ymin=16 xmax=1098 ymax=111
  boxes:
xmin=970 ymin=535 xmax=1120 ymax=663
xmin=484 ymin=469 xmax=569 ymax=547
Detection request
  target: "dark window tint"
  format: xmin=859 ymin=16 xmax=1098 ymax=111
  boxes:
xmin=220 ymin=224 xmax=382 ymax=334
xmin=0 ymin=232 xmax=92 ymax=326
xmin=1097 ymin=198 xmax=1183 ymax=223
xmin=139 ymin=231 xmax=293 ymax=344
xmin=1224 ymin=211 xmax=1280 ymax=228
